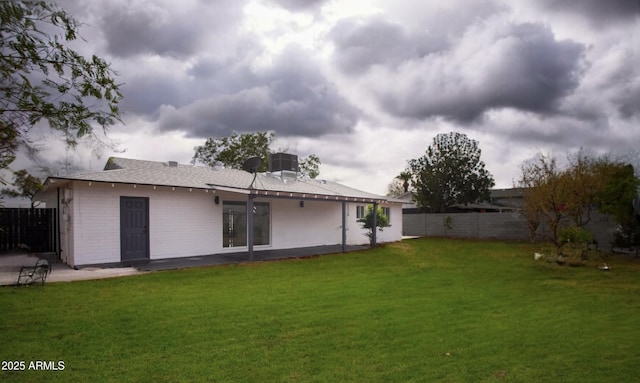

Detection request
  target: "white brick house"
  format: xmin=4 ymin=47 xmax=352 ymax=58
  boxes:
xmin=34 ymin=157 xmax=402 ymax=267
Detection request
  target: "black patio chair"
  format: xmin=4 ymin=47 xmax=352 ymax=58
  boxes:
xmin=16 ymin=259 xmax=51 ymax=286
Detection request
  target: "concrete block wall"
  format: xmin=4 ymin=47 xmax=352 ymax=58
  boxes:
xmin=403 ymin=210 xmax=616 ymax=250
xmin=583 ymin=212 xmax=616 ymax=251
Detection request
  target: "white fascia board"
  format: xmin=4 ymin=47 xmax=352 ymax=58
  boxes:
xmin=208 ymin=185 xmax=251 ymax=194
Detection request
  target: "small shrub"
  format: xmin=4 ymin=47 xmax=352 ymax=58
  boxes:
xmin=559 ymin=226 xmax=594 ymax=260
xmin=357 ymin=205 xmax=391 ymax=246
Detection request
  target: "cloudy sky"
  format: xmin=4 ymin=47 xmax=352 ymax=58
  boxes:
xmin=18 ymin=0 xmax=640 ymax=197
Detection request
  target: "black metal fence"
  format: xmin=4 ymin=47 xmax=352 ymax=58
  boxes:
xmin=0 ymin=208 xmax=57 ymax=253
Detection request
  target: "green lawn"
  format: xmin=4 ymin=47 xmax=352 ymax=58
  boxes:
xmin=1 ymin=238 xmax=640 ymax=382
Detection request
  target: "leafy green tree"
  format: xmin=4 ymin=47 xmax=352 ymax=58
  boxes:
xmin=518 ymin=150 xmax=640 ymax=256
xmin=387 ymin=170 xmax=414 ymax=196
xmin=0 ymin=1 xmax=122 ymax=176
xmin=387 ymin=178 xmax=405 ymax=197
xmin=595 ymin=163 xmax=639 ymax=227
xmin=408 ymin=132 xmax=494 ymax=212
xmin=396 ymin=170 xmax=412 ymax=193
xmin=1 ymin=169 xmax=43 ymax=207
xmin=357 ymin=205 xmax=391 ymax=246
xmin=518 ymin=154 xmax=564 ymax=249
xmin=299 ymin=154 xmax=321 ymax=179
xmin=192 ymin=131 xmax=274 ymax=171
xmin=595 ymin=162 xmax=640 ymax=251
xmin=559 ymin=150 xmax=614 ymax=227
xmin=192 ymin=131 xmax=322 ymax=178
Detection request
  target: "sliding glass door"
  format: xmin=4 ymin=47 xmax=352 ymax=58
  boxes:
xmin=222 ymin=201 xmax=270 ymax=248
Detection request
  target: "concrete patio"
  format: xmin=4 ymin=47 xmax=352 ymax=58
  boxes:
xmin=0 ymin=244 xmax=369 ymax=286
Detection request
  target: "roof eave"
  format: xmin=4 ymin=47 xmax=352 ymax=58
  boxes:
xmin=36 ymin=175 xmax=398 ymax=205
xmin=246 ymin=188 xmax=390 ymax=204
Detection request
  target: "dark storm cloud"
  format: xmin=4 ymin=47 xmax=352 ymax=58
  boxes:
xmin=536 ymin=0 xmax=640 ymax=26
xmin=157 ymin=46 xmax=360 ymax=138
xmin=565 ymin=46 xmax=640 ymax=122
xmin=187 ymin=57 xmax=259 ymax=94
xmin=605 ymin=56 xmax=640 ymax=120
xmin=373 ymin=22 xmax=585 ymax=122
xmin=498 ymin=113 xmax=632 ymax=153
xmin=113 ymin=36 xmax=265 ymax=117
xmin=119 ymin=76 xmax=187 ymax=115
xmin=100 ymin=6 xmax=197 ymax=57
xmin=329 ymin=0 xmax=505 ymax=76
xmin=269 ymin=0 xmax=327 ymax=12
xmin=616 ymin=85 xmax=640 ymax=119
xmin=329 ymin=18 xmax=448 ymax=75
xmin=98 ymin=1 xmax=244 ymax=58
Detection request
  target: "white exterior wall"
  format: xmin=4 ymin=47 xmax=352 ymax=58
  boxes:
xmin=65 ymin=181 xmax=402 ymax=266
xmin=268 ymin=199 xmax=344 ymax=248
xmin=263 ymin=199 xmax=402 ymax=249
xmin=69 ymin=182 xmax=222 ymax=266
xmin=345 ymin=202 xmax=369 ymax=245
xmin=344 ymin=202 xmax=403 ymax=245
xmin=217 ymin=195 xmax=348 ymax=250
xmin=375 ymin=203 xmax=403 ymax=243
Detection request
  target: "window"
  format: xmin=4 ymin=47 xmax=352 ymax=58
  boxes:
xmin=357 ymin=205 xmax=389 ymax=220
xmin=223 ymin=201 xmax=270 ymax=248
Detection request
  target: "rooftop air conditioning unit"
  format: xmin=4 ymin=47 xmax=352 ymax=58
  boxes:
xmin=269 ymin=153 xmax=298 ymax=182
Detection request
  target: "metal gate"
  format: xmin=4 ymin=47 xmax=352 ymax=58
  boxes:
xmin=0 ymin=208 xmax=57 ymax=253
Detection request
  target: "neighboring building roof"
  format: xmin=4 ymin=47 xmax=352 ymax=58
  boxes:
xmin=395 ymin=191 xmax=413 ymax=201
xmin=400 ymin=187 xmax=525 ymax=211
xmin=490 ymin=188 xmax=526 ymax=199
xmin=395 ymin=191 xmax=418 ymax=209
xmin=450 ymin=202 xmax=517 ymax=212
xmin=36 ymin=157 xmax=396 ymax=204
xmin=489 ymin=188 xmax=525 ymax=208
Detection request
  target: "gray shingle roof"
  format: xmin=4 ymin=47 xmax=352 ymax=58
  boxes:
xmin=42 ymin=157 xmax=395 ymax=203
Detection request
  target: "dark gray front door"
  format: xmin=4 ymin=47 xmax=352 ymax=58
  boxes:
xmin=120 ymin=197 xmax=149 ymax=261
